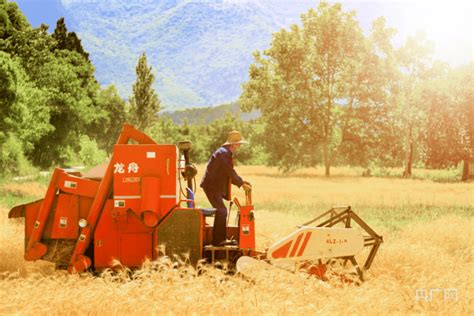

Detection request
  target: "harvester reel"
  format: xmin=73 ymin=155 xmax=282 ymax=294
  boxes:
xmin=299 ymin=206 xmax=383 ymax=280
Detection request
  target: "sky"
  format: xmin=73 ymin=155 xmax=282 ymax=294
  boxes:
xmin=12 ymin=0 xmax=474 ymax=67
xmin=14 ymin=0 xmax=67 ymax=29
xmin=316 ymin=0 xmax=472 ymax=67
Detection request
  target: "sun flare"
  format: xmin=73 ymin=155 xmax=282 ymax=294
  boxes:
xmin=396 ymin=1 xmax=473 ymax=64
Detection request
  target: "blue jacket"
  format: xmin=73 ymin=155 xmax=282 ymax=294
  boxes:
xmin=200 ymin=146 xmax=244 ymax=193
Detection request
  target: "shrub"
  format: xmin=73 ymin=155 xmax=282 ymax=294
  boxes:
xmin=0 ymin=133 xmax=37 ymax=177
xmin=78 ymin=135 xmax=107 ymax=167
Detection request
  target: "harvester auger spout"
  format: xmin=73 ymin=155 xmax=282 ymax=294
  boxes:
xmin=9 ymin=123 xmax=382 ymax=282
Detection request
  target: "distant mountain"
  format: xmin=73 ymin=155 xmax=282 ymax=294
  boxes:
xmin=160 ymin=102 xmax=260 ymax=125
xmin=56 ymin=0 xmax=316 ymax=109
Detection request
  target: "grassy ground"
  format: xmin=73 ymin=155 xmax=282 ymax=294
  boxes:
xmin=0 ymin=166 xmax=473 ymax=315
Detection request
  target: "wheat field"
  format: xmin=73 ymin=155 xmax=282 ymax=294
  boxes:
xmin=1 ymin=166 xmax=473 ymax=315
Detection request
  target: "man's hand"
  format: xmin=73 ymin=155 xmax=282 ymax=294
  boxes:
xmin=242 ymin=181 xmax=252 ymax=192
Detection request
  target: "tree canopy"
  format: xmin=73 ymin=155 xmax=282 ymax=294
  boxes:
xmin=240 ymin=1 xmax=472 ymax=179
xmin=129 ymin=53 xmax=161 ymax=131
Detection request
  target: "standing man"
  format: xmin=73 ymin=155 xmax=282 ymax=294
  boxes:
xmin=201 ymin=131 xmax=252 ymax=246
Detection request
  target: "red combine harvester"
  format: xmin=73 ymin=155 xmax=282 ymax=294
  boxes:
xmin=9 ymin=124 xmax=383 ymax=280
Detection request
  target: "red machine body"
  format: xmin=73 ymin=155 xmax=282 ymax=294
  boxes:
xmin=9 ymin=124 xmax=256 ymax=272
xmin=234 ymin=193 xmax=255 ymax=251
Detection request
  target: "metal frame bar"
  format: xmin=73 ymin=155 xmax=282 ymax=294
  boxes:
xmin=303 ymin=206 xmax=383 ymax=280
xmin=24 ymin=168 xmax=63 ymax=260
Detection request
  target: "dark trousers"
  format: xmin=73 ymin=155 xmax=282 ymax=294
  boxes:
xmin=203 ymin=189 xmax=227 ymax=245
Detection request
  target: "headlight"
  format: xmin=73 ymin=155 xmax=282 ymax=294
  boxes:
xmin=78 ymin=219 xmax=88 ymax=228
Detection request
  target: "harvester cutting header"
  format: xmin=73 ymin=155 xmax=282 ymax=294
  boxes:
xmin=9 ymin=124 xmax=382 ymax=280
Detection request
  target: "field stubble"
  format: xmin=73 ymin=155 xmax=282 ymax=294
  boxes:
xmin=0 ymin=166 xmax=473 ymax=314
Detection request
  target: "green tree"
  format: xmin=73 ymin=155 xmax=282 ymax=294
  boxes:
xmin=78 ymin=135 xmax=107 ymax=166
xmin=52 ymin=17 xmax=89 ymax=61
xmin=88 ymin=85 xmax=127 ymax=153
xmin=0 ymin=52 xmax=51 ymax=176
xmin=455 ymin=64 xmax=474 ymax=181
xmin=343 ymin=17 xmax=405 ymax=169
xmin=0 ymin=51 xmax=17 ymax=122
xmin=52 ymin=17 xmax=68 ymax=49
xmin=0 ymin=134 xmax=36 ymax=177
xmin=0 ymin=52 xmax=51 ymax=147
xmin=148 ymin=117 xmax=181 ymax=145
xmin=29 ymin=50 xmax=100 ymax=167
xmin=241 ymin=2 xmax=370 ymax=175
xmin=0 ymin=2 xmax=100 ymax=170
xmin=394 ymin=33 xmax=434 ymax=177
xmin=425 ymin=63 xmax=473 ymax=181
xmin=129 ymin=53 xmax=161 ymax=131
xmin=0 ymin=0 xmax=29 ymax=39
xmin=2 ymin=24 xmax=56 ymax=81
xmin=148 ymin=111 xmax=264 ymax=165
